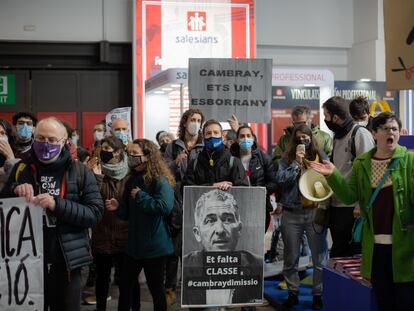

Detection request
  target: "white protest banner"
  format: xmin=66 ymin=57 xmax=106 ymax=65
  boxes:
xmin=105 ymin=107 xmax=132 ymax=139
xmin=0 ymin=197 xmax=43 ymax=311
xmin=189 ymin=58 xmax=272 ymax=123
xmin=181 ymin=186 xmax=265 ymax=308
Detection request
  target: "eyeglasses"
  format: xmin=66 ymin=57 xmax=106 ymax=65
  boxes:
xmin=378 ymin=126 xmax=399 ymax=133
xmin=34 ymin=136 xmax=65 ymax=144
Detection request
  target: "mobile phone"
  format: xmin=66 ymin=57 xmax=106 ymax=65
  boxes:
xmin=296 ymin=144 xmax=306 ymax=153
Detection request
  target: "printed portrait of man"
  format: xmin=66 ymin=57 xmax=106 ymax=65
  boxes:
xmin=182 ymin=188 xmax=264 ymax=306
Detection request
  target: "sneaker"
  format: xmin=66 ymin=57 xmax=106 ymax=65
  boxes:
xmin=83 ymin=295 xmax=111 ymax=305
xmin=165 ymin=288 xmax=176 ymax=306
xmin=312 ymin=295 xmax=323 ymax=310
xmin=277 ymin=280 xmax=288 ymax=290
xmin=282 ymin=292 xmax=299 ymax=309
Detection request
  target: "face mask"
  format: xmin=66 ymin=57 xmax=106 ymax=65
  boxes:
xmin=160 ymin=143 xmax=168 ymax=153
xmin=0 ymin=135 xmax=8 ymax=143
xmin=16 ymin=124 xmax=33 ymax=140
xmin=296 ymin=139 xmax=311 ymax=149
xmin=100 ymin=150 xmax=114 ymax=163
xmin=114 ymin=131 xmax=129 ymax=144
xmin=324 ymin=119 xmax=341 ymax=134
xmin=71 ymin=136 xmax=78 ymax=146
xmin=0 ymin=153 xmax=5 ymax=167
xmin=94 ymin=131 xmax=104 ymax=142
xmin=187 ymin=122 xmax=201 ymax=136
xmin=356 ymin=120 xmax=368 ymax=127
xmin=239 ymin=138 xmax=254 ymax=150
xmin=204 ymin=137 xmax=223 ymax=152
xmin=128 ymin=155 xmax=145 ymax=169
xmin=33 ymin=141 xmax=62 ymax=162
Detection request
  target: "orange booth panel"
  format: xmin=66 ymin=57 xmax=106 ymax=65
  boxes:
xmin=0 ymin=112 xmax=15 ymax=126
xmin=37 ymin=112 xmax=77 ymax=129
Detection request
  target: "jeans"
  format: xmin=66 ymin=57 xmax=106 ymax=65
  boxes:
xmin=118 ymin=254 xmax=167 ymax=311
xmin=281 ymin=208 xmax=328 ymax=296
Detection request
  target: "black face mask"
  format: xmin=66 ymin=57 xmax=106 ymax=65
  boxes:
xmin=160 ymin=143 xmax=168 ymax=153
xmin=324 ymin=119 xmax=342 ymax=134
xmin=100 ymin=150 xmax=114 ymax=163
xmin=296 ymin=139 xmax=311 ymax=149
xmin=0 ymin=153 xmax=6 ymax=167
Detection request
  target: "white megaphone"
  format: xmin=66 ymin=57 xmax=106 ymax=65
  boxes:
xmin=299 ymin=169 xmax=333 ymax=202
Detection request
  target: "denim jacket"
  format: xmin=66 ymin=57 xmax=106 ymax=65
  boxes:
xmin=276 ymin=150 xmax=328 ymax=209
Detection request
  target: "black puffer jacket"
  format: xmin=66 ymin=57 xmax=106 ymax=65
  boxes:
xmin=184 ymin=146 xmax=249 ymax=186
xmin=0 ymin=147 xmax=103 ymax=271
xmin=231 ymin=143 xmax=278 ymax=228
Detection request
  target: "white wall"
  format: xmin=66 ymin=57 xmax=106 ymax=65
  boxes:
xmin=0 ymin=0 xmax=385 ymax=82
xmin=256 ymin=0 xmax=354 ymax=80
xmin=0 ymin=0 xmax=132 ymax=42
xmin=348 ymin=0 xmax=385 ymax=81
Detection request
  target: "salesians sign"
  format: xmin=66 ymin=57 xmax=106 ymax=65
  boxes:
xmin=189 ymin=58 xmax=272 ymax=123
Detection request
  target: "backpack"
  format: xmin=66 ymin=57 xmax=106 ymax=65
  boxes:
xmin=350 ymin=125 xmax=363 ymax=160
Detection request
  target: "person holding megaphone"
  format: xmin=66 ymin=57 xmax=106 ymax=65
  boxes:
xmin=275 ymin=124 xmax=328 ymax=310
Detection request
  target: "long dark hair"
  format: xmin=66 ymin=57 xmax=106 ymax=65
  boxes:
xmin=286 ymin=124 xmax=320 ymax=164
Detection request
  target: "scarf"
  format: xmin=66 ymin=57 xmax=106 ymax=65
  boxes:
xmin=101 ymin=154 xmax=128 ymax=180
xmin=333 ymin=118 xmax=355 ymax=139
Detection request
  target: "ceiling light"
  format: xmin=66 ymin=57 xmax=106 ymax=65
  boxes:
xmin=359 ymin=78 xmax=371 ymax=82
xmin=162 ymin=87 xmax=173 ymax=91
xmin=170 ymin=84 xmax=181 ymax=88
xmin=154 ymin=91 xmax=165 ymax=94
xmin=304 ymin=84 xmax=316 ymax=87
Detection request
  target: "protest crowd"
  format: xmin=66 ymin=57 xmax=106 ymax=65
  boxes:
xmin=1 ymin=98 xmax=414 ymax=311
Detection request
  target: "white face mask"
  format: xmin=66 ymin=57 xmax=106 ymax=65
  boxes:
xmin=187 ymin=122 xmax=201 ymax=136
xmin=0 ymin=135 xmax=8 ymax=142
xmin=356 ymin=120 xmax=368 ymax=127
xmin=94 ymin=131 xmax=104 ymax=142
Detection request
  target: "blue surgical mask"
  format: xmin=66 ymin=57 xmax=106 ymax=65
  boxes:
xmin=204 ymin=137 xmax=223 ymax=151
xmin=239 ymin=138 xmax=254 ymax=150
xmin=114 ymin=131 xmax=128 ymax=144
xmin=16 ymin=124 xmax=33 ymax=140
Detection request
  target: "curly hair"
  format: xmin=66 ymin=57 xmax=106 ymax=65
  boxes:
xmin=177 ymin=109 xmax=205 ymax=142
xmin=131 ymin=139 xmax=176 ymax=188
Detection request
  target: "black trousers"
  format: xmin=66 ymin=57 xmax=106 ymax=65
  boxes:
xmin=329 ymin=206 xmax=360 ymax=257
xmin=165 ymin=254 xmax=179 ymax=290
xmin=94 ymin=252 xmax=139 ymax=311
xmin=118 ymin=254 xmax=167 ymax=311
xmin=44 ymin=262 xmax=81 ymax=311
xmin=371 ymin=244 xmax=414 ymax=311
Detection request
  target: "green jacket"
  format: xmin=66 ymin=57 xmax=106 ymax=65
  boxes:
xmin=272 ymin=124 xmax=332 ymax=170
xmin=117 ymin=174 xmax=174 ymax=259
xmin=326 ymin=145 xmax=414 ymax=282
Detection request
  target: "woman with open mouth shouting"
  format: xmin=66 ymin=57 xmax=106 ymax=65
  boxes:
xmin=311 ymin=112 xmax=414 ymax=311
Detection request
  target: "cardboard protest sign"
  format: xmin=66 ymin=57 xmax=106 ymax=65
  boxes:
xmin=0 ymin=198 xmax=43 ymax=311
xmin=105 ymin=107 xmax=132 ymax=139
xmin=189 ymin=58 xmax=272 ymax=123
xmin=181 ymin=186 xmax=265 ymax=307
xmin=384 ymin=0 xmax=414 ymax=90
